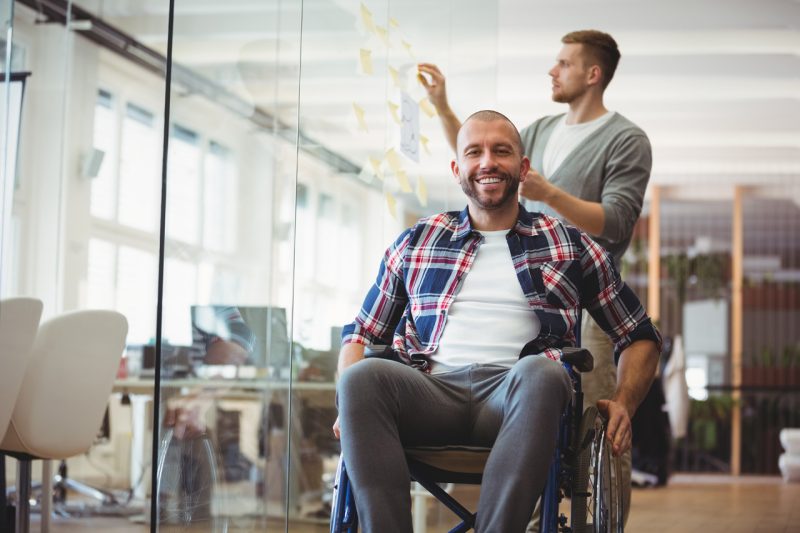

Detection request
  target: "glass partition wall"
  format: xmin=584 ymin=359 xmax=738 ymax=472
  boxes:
xmin=0 ymin=0 xmax=499 ymax=529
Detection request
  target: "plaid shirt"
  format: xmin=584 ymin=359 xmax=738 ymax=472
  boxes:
xmin=342 ymin=205 xmax=661 ymax=372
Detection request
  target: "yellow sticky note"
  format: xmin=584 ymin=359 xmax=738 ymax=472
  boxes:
xmin=387 ymin=100 xmax=401 ymax=124
xmin=402 ymin=40 xmax=414 ymax=58
xmin=385 ymin=148 xmax=403 ymax=173
xmin=360 ymin=3 xmax=376 ymax=33
xmin=416 ymin=175 xmax=428 ymax=207
xmin=396 ymin=170 xmax=412 ymax=193
xmin=375 ymin=25 xmax=390 ymax=47
xmin=385 ymin=192 xmax=397 ymax=219
xmin=419 ymin=97 xmax=437 ymax=118
xmin=369 ymin=156 xmax=384 ymax=181
xmin=420 ymin=134 xmax=431 ymax=155
xmin=352 ymin=102 xmax=368 ymax=132
xmin=388 ymin=66 xmax=403 ymax=89
xmin=389 ymin=17 xmax=400 ymax=28
xmin=359 ymin=49 xmax=373 ymax=75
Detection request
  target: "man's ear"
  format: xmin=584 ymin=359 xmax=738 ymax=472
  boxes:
xmin=451 ymin=159 xmax=461 ymax=182
xmin=587 ymin=65 xmax=603 ymax=87
xmin=520 ymin=156 xmax=531 ymax=178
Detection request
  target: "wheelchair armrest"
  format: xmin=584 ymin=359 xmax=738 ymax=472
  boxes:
xmin=560 ymin=347 xmax=594 ymax=372
xmin=364 ymin=345 xmax=391 ymax=357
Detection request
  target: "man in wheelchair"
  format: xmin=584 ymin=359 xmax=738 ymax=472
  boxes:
xmin=333 ymin=110 xmax=661 ymax=532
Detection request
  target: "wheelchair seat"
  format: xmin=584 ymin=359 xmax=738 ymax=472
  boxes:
xmin=406 ymin=445 xmax=488 ymax=478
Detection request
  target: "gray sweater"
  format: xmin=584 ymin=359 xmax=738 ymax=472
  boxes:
xmin=520 ymin=112 xmax=652 ymax=267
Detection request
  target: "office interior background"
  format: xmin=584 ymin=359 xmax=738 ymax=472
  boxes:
xmin=1 ymin=0 xmax=799 ymax=530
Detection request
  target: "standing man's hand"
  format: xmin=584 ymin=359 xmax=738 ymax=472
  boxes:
xmin=417 ymin=63 xmax=449 ymax=112
xmin=519 ymin=168 xmax=555 ymax=202
xmin=333 ymin=416 xmax=341 ymax=439
xmin=596 ymin=399 xmax=633 ymax=457
xmin=417 ymin=63 xmax=461 ymax=152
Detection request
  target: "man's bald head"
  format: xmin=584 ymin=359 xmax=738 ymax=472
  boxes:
xmin=457 ymin=110 xmax=524 ymax=156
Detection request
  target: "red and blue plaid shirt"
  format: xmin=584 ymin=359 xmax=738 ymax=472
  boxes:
xmin=342 ymin=204 xmax=661 ymax=372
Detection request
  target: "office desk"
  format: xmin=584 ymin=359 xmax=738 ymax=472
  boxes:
xmin=112 ymin=377 xmax=336 ymax=507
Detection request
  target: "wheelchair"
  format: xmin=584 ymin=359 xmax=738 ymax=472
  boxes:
xmin=330 ymin=347 xmax=624 ymax=533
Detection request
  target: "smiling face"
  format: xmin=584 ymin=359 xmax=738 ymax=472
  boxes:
xmin=451 ymin=115 xmax=530 ymax=222
xmin=549 ymin=43 xmax=593 ymax=103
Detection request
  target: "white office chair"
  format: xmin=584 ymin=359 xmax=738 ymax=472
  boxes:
xmin=1 ymin=309 xmax=128 ymax=533
xmin=0 ymin=297 xmax=44 ymax=531
xmin=0 ymin=298 xmax=44 ymax=443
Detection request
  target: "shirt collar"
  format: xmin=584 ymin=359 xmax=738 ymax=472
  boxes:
xmin=451 ymin=204 xmax=540 ymax=241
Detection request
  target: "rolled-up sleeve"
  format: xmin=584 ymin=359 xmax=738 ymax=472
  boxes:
xmin=599 ymin=133 xmax=652 ymax=245
xmin=578 ymin=232 xmax=661 ymax=360
xmin=342 ymin=230 xmax=410 ymax=347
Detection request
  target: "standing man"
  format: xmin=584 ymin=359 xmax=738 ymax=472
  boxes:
xmin=419 ymin=29 xmax=652 ymax=523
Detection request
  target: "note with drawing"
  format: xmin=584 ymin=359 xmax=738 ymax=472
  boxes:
xmin=400 ymin=92 xmax=420 ymax=162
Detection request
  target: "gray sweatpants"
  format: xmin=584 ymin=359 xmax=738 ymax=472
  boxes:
xmin=337 ymin=355 xmax=572 ymax=533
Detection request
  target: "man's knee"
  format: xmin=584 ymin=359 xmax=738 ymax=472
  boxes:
xmin=508 ymin=355 xmax=571 ymax=404
xmin=336 ymin=357 xmax=407 ymax=411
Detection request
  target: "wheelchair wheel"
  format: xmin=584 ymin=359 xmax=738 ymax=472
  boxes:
xmin=570 ymin=408 xmax=623 ymax=533
xmin=156 ymin=428 xmax=229 ymax=533
xmin=330 ymin=455 xmax=358 ymax=533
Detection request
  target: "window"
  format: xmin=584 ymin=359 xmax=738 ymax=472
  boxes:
xmin=86 ymin=88 xmax=243 ymax=347
xmin=167 ymin=124 xmax=201 ymax=244
xmin=203 ymin=141 xmax=237 ymax=253
xmin=87 ymin=238 xmax=157 ymax=344
xmin=118 ymin=103 xmax=160 ymax=232
xmin=90 ymin=90 xmax=117 ymax=220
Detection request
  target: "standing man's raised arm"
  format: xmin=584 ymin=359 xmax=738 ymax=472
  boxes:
xmin=418 ymin=63 xmax=461 ymax=152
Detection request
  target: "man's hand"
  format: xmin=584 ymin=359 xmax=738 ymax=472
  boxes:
xmin=519 ymin=168 xmax=555 ymax=202
xmin=417 ymin=63 xmax=449 ymax=112
xmin=520 ymin=168 xmax=607 ymax=236
xmin=333 ymin=416 xmax=341 ymax=440
xmin=417 ymin=63 xmax=461 ymax=152
xmin=164 ymin=397 xmax=210 ymax=440
xmin=204 ymin=338 xmax=248 ymax=365
xmin=596 ymin=399 xmax=632 ymax=457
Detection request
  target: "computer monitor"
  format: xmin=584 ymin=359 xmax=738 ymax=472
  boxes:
xmin=190 ymin=305 xmax=290 ymax=370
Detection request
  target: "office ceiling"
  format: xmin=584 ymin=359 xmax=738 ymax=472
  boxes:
xmin=56 ymin=0 xmax=800 ymax=208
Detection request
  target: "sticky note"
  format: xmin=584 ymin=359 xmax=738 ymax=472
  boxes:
xmin=385 ymin=192 xmax=397 ymax=219
xmin=396 ymin=169 xmax=412 ymax=193
xmin=416 ymin=175 xmax=428 ymax=207
xmin=352 ymin=102 xmax=368 ymax=131
xmin=359 ymin=49 xmax=373 ymax=75
xmin=360 ymin=3 xmax=376 ymax=33
xmin=385 ymin=148 xmax=403 ymax=173
xmin=420 ymin=134 xmax=431 ymax=155
xmin=389 ymin=17 xmax=400 ymax=28
xmin=375 ymin=25 xmax=390 ymax=47
xmin=369 ymin=156 xmax=384 ymax=181
xmin=387 ymin=100 xmax=401 ymax=124
xmin=419 ymin=97 xmax=437 ymax=118
xmin=402 ymin=40 xmax=414 ymax=58
xmin=388 ymin=66 xmax=403 ymax=89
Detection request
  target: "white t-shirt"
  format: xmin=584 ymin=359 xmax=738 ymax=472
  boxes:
xmin=542 ymin=111 xmax=615 ymax=178
xmin=430 ymin=230 xmax=541 ymax=374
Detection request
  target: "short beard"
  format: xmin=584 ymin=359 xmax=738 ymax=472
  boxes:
xmin=461 ymin=171 xmax=520 ymax=210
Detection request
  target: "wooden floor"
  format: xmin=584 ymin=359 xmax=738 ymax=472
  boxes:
xmin=27 ymin=474 xmax=800 ymax=532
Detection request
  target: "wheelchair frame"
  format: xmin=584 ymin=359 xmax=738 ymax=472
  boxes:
xmin=330 ymin=351 xmax=624 ymax=533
